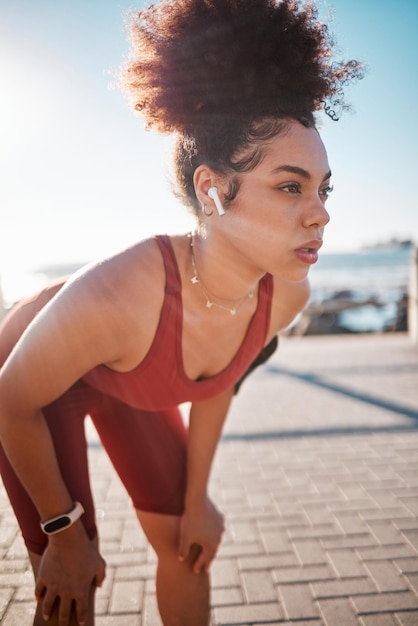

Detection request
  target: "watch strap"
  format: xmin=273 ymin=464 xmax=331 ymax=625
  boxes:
xmin=40 ymin=501 xmax=85 ymax=535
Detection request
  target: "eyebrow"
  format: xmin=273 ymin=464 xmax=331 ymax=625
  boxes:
xmin=270 ymin=165 xmax=332 ymax=181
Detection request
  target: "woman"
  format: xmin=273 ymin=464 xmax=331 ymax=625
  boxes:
xmin=0 ymin=1 xmax=362 ymax=624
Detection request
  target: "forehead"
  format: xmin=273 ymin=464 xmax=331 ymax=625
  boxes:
xmin=260 ymin=122 xmax=329 ymax=174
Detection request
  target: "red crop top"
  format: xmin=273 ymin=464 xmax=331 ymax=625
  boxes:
xmin=82 ymin=236 xmax=273 ymax=410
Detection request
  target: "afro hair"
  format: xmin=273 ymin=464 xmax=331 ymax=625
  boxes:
xmin=121 ymin=0 xmax=363 ymax=132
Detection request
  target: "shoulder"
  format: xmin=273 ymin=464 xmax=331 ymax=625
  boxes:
xmin=64 ymin=237 xmax=167 ymax=367
xmin=31 ymin=237 xmax=167 ymax=372
xmin=268 ymin=276 xmax=310 ymax=335
xmin=68 ymin=237 xmax=165 ymax=304
xmin=75 ymin=237 xmax=164 ymax=295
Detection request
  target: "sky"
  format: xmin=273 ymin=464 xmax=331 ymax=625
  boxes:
xmin=1 ymin=0 xmax=417 ymax=285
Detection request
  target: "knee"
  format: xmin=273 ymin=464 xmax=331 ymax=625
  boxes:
xmin=137 ymin=510 xmax=181 ymax=559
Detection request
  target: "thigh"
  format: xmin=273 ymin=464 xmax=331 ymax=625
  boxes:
xmin=90 ymin=397 xmax=188 ymax=516
xmin=0 ymin=382 xmax=98 ymax=555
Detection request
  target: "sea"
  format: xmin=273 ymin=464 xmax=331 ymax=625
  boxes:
xmin=0 ymin=244 xmax=415 ymax=333
xmin=308 ymin=244 xmax=414 ymax=332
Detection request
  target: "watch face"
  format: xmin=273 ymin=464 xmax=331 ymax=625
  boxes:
xmin=44 ymin=515 xmax=71 ymax=534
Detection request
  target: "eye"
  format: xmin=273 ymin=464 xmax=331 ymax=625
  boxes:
xmin=319 ymin=184 xmax=334 ymax=199
xmin=279 ymin=182 xmax=301 ymax=194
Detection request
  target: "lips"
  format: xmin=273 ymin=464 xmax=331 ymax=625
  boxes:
xmin=294 ymin=240 xmax=323 ymax=265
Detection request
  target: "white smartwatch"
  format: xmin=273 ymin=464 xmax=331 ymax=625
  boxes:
xmin=40 ymin=502 xmax=85 ymax=535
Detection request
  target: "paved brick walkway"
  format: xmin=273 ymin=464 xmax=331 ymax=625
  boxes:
xmin=1 ymin=333 xmax=417 ymax=625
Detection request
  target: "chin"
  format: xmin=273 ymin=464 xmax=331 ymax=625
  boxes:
xmin=272 ymin=264 xmax=310 ymax=282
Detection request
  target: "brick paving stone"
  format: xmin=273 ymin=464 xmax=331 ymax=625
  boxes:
xmin=405 ymin=572 xmax=418 ymax=592
xmin=274 ymin=564 xmax=333 ymax=584
xmin=261 ymin=622 xmax=322 ymax=626
xmin=292 ymin=539 xmax=327 ymax=566
xmin=0 ymin=588 xmax=14 ymax=621
xmin=1 ymin=602 xmax=35 ymax=626
xmin=361 ymin=506 xmax=414 ymax=521
xmin=211 ymin=558 xmax=241 ymax=587
xmin=403 ymin=529 xmax=418 ymax=550
xmin=395 ymin=611 xmax=418 ymax=625
xmin=318 ymin=598 xmax=359 ymax=626
xmin=258 ymin=513 xmax=308 ymax=530
xmin=312 ymin=577 xmax=377 ymax=598
xmin=352 ymin=591 xmax=418 ymax=614
xmin=241 ymin=570 xmax=277 ymax=603
xmin=360 ymin=614 xmax=398 ymax=625
xmin=333 ymin=512 xmax=371 ymax=535
xmin=96 ymin=616 xmax=141 ymax=626
xmin=327 ymin=549 xmax=368 ymax=578
xmin=321 ymin=535 xmax=377 ymax=550
xmin=218 ymin=541 xmax=263 ymax=558
xmin=211 ymin=587 xmax=243 ymax=607
xmin=239 ymin=552 xmax=298 ymax=570
xmin=278 ymin=583 xmax=319 ymax=620
xmin=365 ymin=560 xmax=410 ymax=592
xmin=141 ymin=589 xmax=161 ymax=626
xmin=114 ymin=563 xmax=155 ymax=581
xmin=357 ymin=545 xmax=418 ymax=561
xmin=288 ymin=523 xmax=343 ymax=540
xmin=366 ymin=520 xmax=406 ymax=545
xmin=229 ymin=519 xmax=260 ymax=543
xmin=367 ymin=490 xmax=403 ymax=509
xmin=0 ymin=571 xmax=30 ymax=587
xmin=303 ymin=505 xmax=337 ymax=525
xmin=394 ymin=558 xmax=418 ymax=574
xmin=329 ymin=499 xmax=380 ymax=514
xmin=213 ymin=601 xmax=284 ymax=624
xmin=0 ymin=527 xmax=19 ymax=550
xmin=108 ymin=580 xmax=144 ymax=614
xmin=259 ymin=529 xmax=291 ymax=553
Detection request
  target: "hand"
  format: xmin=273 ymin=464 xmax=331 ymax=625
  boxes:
xmin=178 ymin=497 xmax=225 ymax=574
xmin=34 ymin=523 xmax=106 ymax=626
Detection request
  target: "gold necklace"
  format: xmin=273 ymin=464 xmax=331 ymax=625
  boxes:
xmin=189 ymin=236 xmax=255 ymax=316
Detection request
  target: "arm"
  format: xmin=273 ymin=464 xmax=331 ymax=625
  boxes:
xmin=178 ymin=387 xmax=234 ymax=574
xmin=0 ymin=291 xmax=118 ymax=623
xmin=0 ymin=266 xmax=151 ymax=624
xmin=0 ymin=241 xmax=163 ymax=522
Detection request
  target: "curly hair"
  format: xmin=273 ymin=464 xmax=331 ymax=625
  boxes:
xmin=121 ymin=0 xmax=363 ymax=213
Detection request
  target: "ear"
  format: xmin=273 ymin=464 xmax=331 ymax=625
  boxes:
xmin=193 ymin=165 xmax=220 ymax=206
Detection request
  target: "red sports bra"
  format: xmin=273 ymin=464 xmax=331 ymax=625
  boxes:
xmin=82 ymin=235 xmax=273 ymax=410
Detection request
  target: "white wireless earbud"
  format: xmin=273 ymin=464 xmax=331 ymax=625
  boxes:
xmin=208 ymin=186 xmax=225 ymax=216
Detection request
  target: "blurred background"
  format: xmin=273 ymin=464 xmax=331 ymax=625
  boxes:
xmin=1 ymin=0 xmax=417 ymax=334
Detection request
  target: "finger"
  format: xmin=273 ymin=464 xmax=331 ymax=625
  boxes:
xmin=94 ymin=563 xmax=106 ymax=588
xmin=200 ymin=548 xmax=218 ymax=574
xmin=75 ymin=594 xmax=90 ymax=626
xmin=40 ymin=591 xmax=59 ymax=623
xmin=177 ymin=535 xmax=190 ymax=562
xmin=190 ymin=544 xmax=209 ymax=574
xmin=34 ymin=581 xmax=45 ymax=603
xmin=75 ymin=581 xmax=96 ymax=626
xmin=57 ymin=597 xmax=74 ymax=626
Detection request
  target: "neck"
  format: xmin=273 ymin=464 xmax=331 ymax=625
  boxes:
xmin=188 ymin=232 xmax=263 ymax=313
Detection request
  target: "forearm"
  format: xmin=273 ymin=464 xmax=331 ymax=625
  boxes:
xmin=0 ymin=407 xmax=74 ymax=520
xmin=185 ymin=388 xmax=234 ymax=507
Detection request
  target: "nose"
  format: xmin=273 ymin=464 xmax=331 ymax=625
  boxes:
xmin=303 ymin=196 xmax=330 ymax=230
